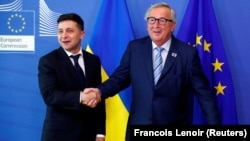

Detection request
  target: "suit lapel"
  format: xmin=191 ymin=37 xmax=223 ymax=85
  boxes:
xmin=143 ymin=38 xmax=155 ymax=86
xmin=58 ymin=47 xmax=75 ymax=69
xmin=82 ymin=51 xmax=88 ymax=78
xmin=58 ymin=47 xmax=82 ymax=83
xmin=161 ymin=38 xmax=179 ymax=77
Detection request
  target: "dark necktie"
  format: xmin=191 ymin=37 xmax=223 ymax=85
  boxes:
xmin=70 ymin=54 xmax=86 ymax=88
xmin=153 ymin=47 xmax=164 ymax=85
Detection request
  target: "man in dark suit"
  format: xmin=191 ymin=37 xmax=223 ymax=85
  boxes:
xmin=38 ymin=13 xmax=105 ymax=141
xmin=83 ymin=2 xmax=221 ymax=140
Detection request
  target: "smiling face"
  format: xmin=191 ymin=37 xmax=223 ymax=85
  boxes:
xmin=57 ymin=20 xmax=84 ymax=54
xmin=147 ymin=7 xmax=176 ymax=46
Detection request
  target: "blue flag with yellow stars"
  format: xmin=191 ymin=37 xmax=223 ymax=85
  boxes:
xmin=177 ymin=0 xmax=238 ymax=124
xmin=0 ymin=11 xmax=34 ymax=35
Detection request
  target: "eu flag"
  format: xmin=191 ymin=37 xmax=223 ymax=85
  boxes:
xmin=177 ymin=0 xmax=238 ymax=124
xmin=87 ymin=0 xmax=135 ymax=140
xmin=0 ymin=11 xmax=34 ymax=35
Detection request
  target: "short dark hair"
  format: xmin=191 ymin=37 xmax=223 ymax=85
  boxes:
xmin=57 ymin=13 xmax=84 ymax=31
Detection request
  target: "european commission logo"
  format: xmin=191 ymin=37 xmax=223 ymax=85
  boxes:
xmin=0 ymin=11 xmax=34 ymax=35
xmin=0 ymin=11 xmax=35 ymax=52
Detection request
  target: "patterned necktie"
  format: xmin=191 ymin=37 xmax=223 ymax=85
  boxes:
xmin=70 ymin=54 xmax=86 ymax=88
xmin=153 ymin=47 xmax=164 ymax=85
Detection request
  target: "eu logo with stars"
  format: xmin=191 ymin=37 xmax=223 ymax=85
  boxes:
xmin=0 ymin=11 xmax=34 ymax=36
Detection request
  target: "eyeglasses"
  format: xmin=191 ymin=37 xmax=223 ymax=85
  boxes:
xmin=147 ymin=17 xmax=173 ymax=25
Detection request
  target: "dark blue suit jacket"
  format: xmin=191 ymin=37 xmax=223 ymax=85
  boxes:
xmin=38 ymin=47 xmax=105 ymax=141
xmin=98 ymin=36 xmax=221 ymax=139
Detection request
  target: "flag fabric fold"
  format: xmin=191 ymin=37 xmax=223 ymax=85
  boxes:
xmin=177 ymin=0 xmax=238 ymax=124
xmin=87 ymin=0 xmax=135 ymax=140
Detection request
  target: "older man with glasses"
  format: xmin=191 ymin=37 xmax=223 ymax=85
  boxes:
xmin=83 ymin=2 xmax=221 ymax=141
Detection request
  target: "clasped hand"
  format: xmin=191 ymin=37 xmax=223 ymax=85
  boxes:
xmin=80 ymin=88 xmax=101 ymax=108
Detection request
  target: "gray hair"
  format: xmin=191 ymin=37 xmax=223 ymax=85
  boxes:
xmin=144 ymin=2 xmax=176 ymax=22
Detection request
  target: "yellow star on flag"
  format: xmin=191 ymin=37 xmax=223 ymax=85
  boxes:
xmin=196 ymin=34 xmax=202 ymax=46
xmin=212 ymin=58 xmax=224 ymax=72
xmin=214 ymin=81 xmax=227 ymax=95
xmin=204 ymin=39 xmax=211 ymax=52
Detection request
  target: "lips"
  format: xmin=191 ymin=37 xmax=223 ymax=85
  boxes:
xmin=154 ymin=30 xmax=160 ymax=32
xmin=63 ymin=40 xmax=70 ymax=43
xmin=153 ymin=30 xmax=161 ymax=33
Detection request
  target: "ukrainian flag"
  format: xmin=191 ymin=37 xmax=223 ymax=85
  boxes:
xmin=86 ymin=0 xmax=135 ymax=140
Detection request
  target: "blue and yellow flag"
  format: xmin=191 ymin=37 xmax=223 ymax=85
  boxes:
xmin=86 ymin=0 xmax=135 ymax=140
xmin=177 ymin=0 xmax=238 ymax=124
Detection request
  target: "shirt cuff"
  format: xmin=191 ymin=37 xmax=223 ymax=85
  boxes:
xmin=97 ymin=134 xmax=105 ymax=138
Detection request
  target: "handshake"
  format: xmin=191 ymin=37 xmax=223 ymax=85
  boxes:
xmin=80 ymin=88 xmax=102 ymax=108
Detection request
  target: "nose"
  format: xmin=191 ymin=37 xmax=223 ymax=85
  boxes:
xmin=60 ymin=31 xmax=68 ymax=38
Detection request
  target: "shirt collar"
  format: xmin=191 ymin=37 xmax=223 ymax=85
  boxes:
xmin=64 ymin=48 xmax=83 ymax=57
xmin=152 ymin=38 xmax=171 ymax=51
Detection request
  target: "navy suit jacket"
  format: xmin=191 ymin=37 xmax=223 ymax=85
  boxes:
xmin=98 ymin=35 xmax=221 ymax=138
xmin=38 ymin=47 xmax=105 ymax=141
